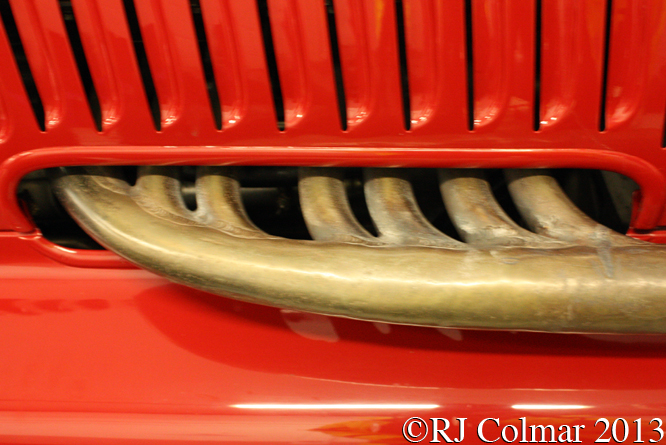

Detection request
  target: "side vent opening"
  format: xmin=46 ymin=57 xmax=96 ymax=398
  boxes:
xmin=122 ymin=0 xmax=161 ymax=131
xmin=19 ymin=168 xmax=638 ymax=251
xmin=395 ymin=0 xmax=411 ymax=131
xmin=464 ymin=0 xmax=474 ymax=131
xmin=324 ymin=0 xmax=347 ymax=131
xmin=0 ymin=0 xmax=45 ymax=131
xmin=533 ymin=0 xmax=542 ymax=132
xmin=256 ymin=0 xmax=285 ymax=131
xmin=59 ymin=0 xmax=102 ymax=132
xmin=599 ymin=0 xmax=613 ymax=132
xmin=189 ymin=0 xmax=222 ymax=130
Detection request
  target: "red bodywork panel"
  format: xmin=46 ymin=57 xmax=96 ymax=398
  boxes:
xmin=2 ymin=233 xmax=666 ymax=444
xmin=1 ymin=0 xmax=666 ymax=443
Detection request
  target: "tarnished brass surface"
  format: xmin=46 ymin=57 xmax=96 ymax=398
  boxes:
xmin=53 ymin=167 xmax=666 ymax=333
xmin=439 ymin=169 xmax=559 ymax=247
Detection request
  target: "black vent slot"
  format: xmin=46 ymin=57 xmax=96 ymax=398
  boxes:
xmin=533 ymin=0 xmax=542 ymax=131
xmin=256 ymin=0 xmax=285 ymax=131
xmin=599 ymin=0 xmax=613 ymax=131
xmin=0 ymin=0 xmax=45 ymax=131
xmin=324 ymin=0 xmax=347 ymax=131
xmin=395 ymin=0 xmax=411 ymax=131
xmin=59 ymin=0 xmax=102 ymax=132
xmin=464 ymin=0 xmax=474 ymax=131
xmin=122 ymin=0 xmax=161 ymax=131
xmin=189 ymin=0 xmax=221 ymax=130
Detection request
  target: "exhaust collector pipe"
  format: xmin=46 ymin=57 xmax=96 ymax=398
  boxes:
xmin=52 ymin=166 xmax=666 ymax=334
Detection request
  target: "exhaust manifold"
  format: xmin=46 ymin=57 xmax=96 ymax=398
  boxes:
xmin=53 ymin=166 xmax=666 ymax=333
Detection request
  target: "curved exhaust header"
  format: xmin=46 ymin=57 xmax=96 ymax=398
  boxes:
xmin=53 ymin=166 xmax=666 ymax=333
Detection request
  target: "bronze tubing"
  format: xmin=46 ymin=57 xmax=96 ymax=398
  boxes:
xmin=53 ymin=167 xmax=666 ymax=334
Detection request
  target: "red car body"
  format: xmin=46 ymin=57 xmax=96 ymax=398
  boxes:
xmin=0 ymin=0 xmax=665 ymax=443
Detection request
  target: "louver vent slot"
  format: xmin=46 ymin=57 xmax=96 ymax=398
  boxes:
xmin=59 ymin=0 xmax=101 ymax=132
xmin=122 ymin=0 xmax=161 ymax=131
xmin=190 ymin=0 xmax=221 ymax=130
xmin=256 ymin=0 xmax=285 ymax=131
xmin=0 ymin=0 xmax=45 ymax=131
xmin=324 ymin=0 xmax=347 ymax=131
xmin=464 ymin=0 xmax=474 ymax=131
xmin=599 ymin=0 xmax=613 ymax=132
xmin=533 ymin=0 xmax=542 ymax=131
xmin=394 ymin=0 xmax=410 ymax=131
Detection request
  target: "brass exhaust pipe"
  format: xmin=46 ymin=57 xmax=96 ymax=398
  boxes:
xmin=53 ymin=166 xmax=666 ymax=333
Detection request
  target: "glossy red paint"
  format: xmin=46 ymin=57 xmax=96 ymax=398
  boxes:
xmin=402 ymin=0 xmax=468 ymax=133
xmin=628 ymin=229 xmax=666 ymax=244
xmin=1 ymin=233 xmax=666 ymax=444
xmin=0 ymin=0 xmax=665 ymax=229
xmin=1 ymin=0 xmax=666 ymax=442
xmin=539 ymin=0 xmax=605 ymax=136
